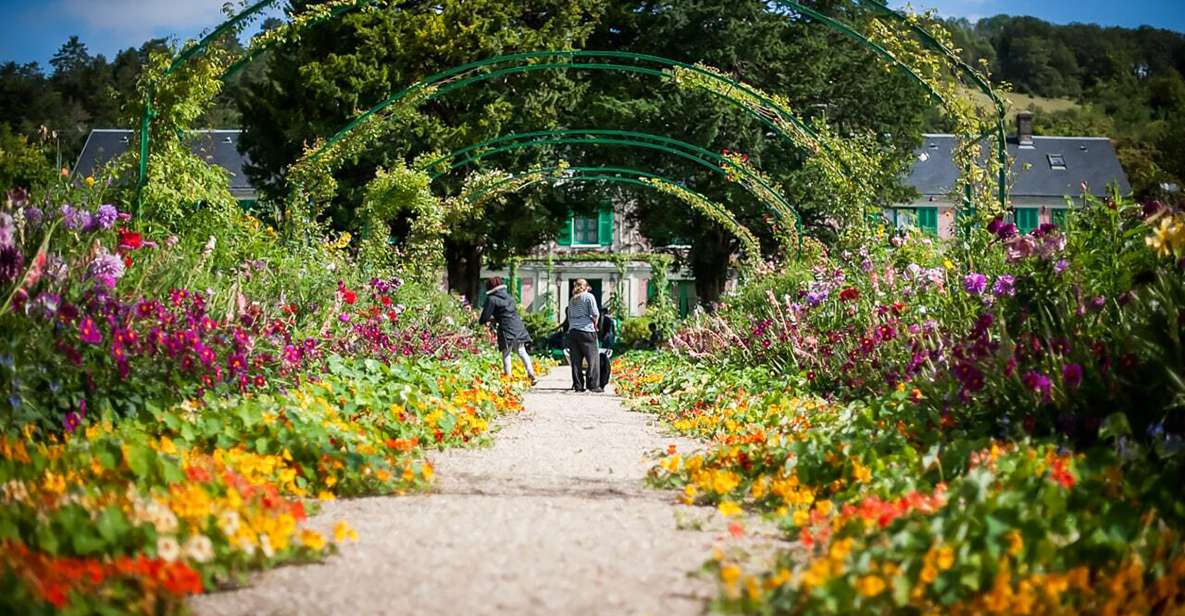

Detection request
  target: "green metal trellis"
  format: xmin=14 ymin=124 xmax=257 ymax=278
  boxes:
xmin=136 ymin=0 xmax=1011 ymax=220
xmin=416 ymin=129 xmax=802 ymax=235
xmin=456 ymin=165 xmax=766 ymax=260
xmin=304 ymin=49 xmax=882 ymax=168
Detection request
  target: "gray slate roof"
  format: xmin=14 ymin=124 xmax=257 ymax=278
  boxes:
xmin=907 ymin=134 xmax=1131 ymax=199
xmin=73 ymin=129 xmax=255 ymax=199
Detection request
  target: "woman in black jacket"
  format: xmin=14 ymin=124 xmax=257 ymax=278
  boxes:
xmin=478 ymin=277 xmax=538 ymax=385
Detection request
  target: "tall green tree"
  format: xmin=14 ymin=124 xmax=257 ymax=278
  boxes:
xmin=571 ymin=0 xmax=930 ymax=303
xmin=237 ymin=0 xmax=605 ymax=302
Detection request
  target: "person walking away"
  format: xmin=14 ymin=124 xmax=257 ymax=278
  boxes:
xmin=565 ymin=279 xmax=601 ymax=393
xmin=479 ymin=277 xmax=537 ymax=385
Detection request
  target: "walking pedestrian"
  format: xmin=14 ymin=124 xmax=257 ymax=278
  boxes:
xmin=565 ymin=279 xmax=601 ymax=393
xmin=479 ymin=277 xmax=538 ymax=385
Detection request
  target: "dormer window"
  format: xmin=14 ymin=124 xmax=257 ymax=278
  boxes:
xmin=1047 ymin=154 xmax=1067 ymax=170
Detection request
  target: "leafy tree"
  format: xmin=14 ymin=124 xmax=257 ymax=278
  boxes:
xmin=238 ymin=0 xmax=606 ymax=302
xmin=572 ymin=0 xmax=930 ymax=303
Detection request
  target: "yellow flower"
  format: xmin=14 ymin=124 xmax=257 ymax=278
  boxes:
xmin=935 ymin=545 xmax=955 ymax=571
xmin=334 ymin=521 xmax=358 ymax=543
xmin=814 ymin=499 xmax=833 ymax=516
xmin=792 ymin=509 xmax=810 ymax=527
xmin=1006 ymin=530 xmax=1024 ymax=557
xmin=318 ymin=490 xmax=336 ymax=501
xmin=921 ymin=564 xmax=938 ymax=584
xmin=300 ymin=529 xmax=327 ymax=551
xmin=84 ymin=176 xmax=96 ymax=188
xmin=857 ymin=575 xmax=887 ymax=597
xmin=720 ymin=564 xmax=742 ymax=587
xmin=718 ymin=501 xmax=743 ymax=518
xmin=943 ymin=259 xmax=955 ymax=270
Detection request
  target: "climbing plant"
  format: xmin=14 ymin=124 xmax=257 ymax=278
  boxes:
xmin=357 ymin=163 xmax=443 ymax=281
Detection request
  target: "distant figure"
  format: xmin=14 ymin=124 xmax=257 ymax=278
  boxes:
xmin=479 ymin=277 xmax=537 ymax=385
xmin=646 ymin=322 xmax=661 ymax=349
xmin=565 ymin=279 xmax=601 ymax=393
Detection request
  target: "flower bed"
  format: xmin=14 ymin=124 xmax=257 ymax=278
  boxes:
xmin=0 ymin=187 xmax=535 ymax=613
xmin=617 ymin=196 xmax=1185 ymax=614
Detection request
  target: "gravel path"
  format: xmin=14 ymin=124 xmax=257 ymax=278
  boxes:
xmin=192 ymin=368 xmax=737 ymax=616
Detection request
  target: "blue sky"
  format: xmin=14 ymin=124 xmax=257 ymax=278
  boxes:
xmin=0 ymin=0 xmax=1182 ymax=67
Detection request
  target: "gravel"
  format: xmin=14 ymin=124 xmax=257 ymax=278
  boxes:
xmin=191 ymin=368 xmax=738 ymax=616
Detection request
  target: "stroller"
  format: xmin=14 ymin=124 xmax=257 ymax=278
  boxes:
xmin=551 ymin=331 xmax=612 ymax=389
xmin=562 ymin=347 xmax=613 ymax=390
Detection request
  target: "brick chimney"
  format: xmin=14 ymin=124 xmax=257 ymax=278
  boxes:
xmin=1017 ymin=111 xmax=1034 ymax=147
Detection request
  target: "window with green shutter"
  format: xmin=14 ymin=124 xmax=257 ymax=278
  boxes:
xmin=557 ymin=215 xmax=574 ymax=246
xmin=1015 ymin=208 xmax=1039 ymax=234
xmin=916 ymin=207 xmax=938 ymax=235
xmin=572 ymin=215 xmax=599 ymax=245
xmin=598 ymin=204 xmax=614 ymax=247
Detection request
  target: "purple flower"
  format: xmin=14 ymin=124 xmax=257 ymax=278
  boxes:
xmin=1062 ymin=363 xmax=1084 ymax=390
xmin=0 ymin=246 xmax=23 ymax=285
xmin=339 ymin=313 xmax=352 ymax=323
xmin=61 ymin=204 xmax=92 ymax=232
xmin=79 ymin=316 xmax=103 ymax=345
xmin=997 ymin=223 xmax=1018 ymax=240
xmin=987 ymin=217 xmax=1003 ymax=235
xmin=1022 ymin=370 xmax=1052 ymax=402
xmin=95 ymin=204 xmax=118 ymax=230
xmin=64 ymin=411 xmax=82 ymax=433
xmin=0 ymin=213 xmax=13 ymax=248
xmin=25 ymin=206 xmax=43 ymax=228
xmin=87 ymin=251 xmax=125 ymax=289
xmin=1054 ymin=259 xmax=1069 ymax=274
xmin=963 ymin=273 xmax=988 ymax=295
xmin=805 ymin=290 xmax=828 ymax=307
xmin=992 ymin=275 xmax=1016 ymax=298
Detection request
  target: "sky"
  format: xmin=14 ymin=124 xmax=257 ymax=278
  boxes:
xmin=0 ymin=0 xmax=1182 ymax=67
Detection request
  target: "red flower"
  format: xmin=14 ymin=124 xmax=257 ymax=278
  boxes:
xmin=839 ymin=287 xmax=861 ymax=302
xmin=118 ymin=228 xmax=143 ymax=250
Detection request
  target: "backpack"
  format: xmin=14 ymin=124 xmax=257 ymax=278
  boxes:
xmin=598 ymin=349 xmax=613 ymax=389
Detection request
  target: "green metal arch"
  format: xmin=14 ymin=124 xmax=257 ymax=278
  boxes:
xmin=416 ymin=129 xmax=801 ymax=234
xmin=306 ymin=49 xmax=861 ymax=167
xmin=777 ymin=0 xmax=1008 ymax=208
xmin=458 ymin=165 xmax=764 ymax=262
xmin=140 ymin=0 xmax=1010 ymax=213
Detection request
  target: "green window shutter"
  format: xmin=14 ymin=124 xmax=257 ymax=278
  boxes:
xmin=515 ymin=277 xmax=523 ymax=303
xmin=598 ymin=204 xmax=614 ymax=247
xmin=1051 ymin=208 xmax=1068 ymax=228
xmin=917 ymin=207 xmax=938 ymax=235
xmin=1015 ymin=208 xmax=1039 ymax=233
xmin=646 ymin=279 xmax=655 ymax=301
xmin=557 ymin=215 xmax=573 ymax=246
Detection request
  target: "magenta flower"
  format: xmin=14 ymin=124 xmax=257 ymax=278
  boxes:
xmin=64 ymin=411 xmax=82 ymax=433
xmin=963 ymin=273 xmax=988 ymax=295
xmin=79 ymin=316 xmax=102 ymax=345
xmin=992 ymin=275 xmax=1016 ymax=297
xmin=1062 ymin=363 xmax=1084 ymax=390
xmin=1022 ymin=370 xmax=1052 ymax=402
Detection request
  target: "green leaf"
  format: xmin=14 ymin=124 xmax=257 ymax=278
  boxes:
xmin=96 ymin=506 xmax=129 ymax=543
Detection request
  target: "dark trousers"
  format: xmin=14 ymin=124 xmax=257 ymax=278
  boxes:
xmin=567 ymin=330 xmax=599 ymax=391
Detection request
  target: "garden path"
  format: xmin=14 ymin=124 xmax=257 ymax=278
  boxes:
xmin=192 ymin=367 xmax=747 ymax=616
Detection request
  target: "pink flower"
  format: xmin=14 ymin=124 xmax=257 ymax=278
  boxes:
xmin=79 ymin=316 xmax=102 ymax=345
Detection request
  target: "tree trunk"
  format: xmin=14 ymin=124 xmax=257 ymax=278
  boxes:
xmin=445 ymin=240 xmax=483 ymax=306
xmin=691 ymin=228 xmax=731 ymax=309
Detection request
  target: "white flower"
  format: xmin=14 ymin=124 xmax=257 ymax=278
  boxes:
xmin=150 ymin=503 xmax=179 ymax=534
xmin=1 ymin=480 xmax=29 ymax=503
xmin=219 ymin=510 xmax=240 ymax=536
xmin=202 ymin=236 xmax=217 ymax=257
xmin=184 ymin=534 xmax=215 ymax=563
xmin=157 ymin=536 xmax=181 ymax=562
xmin=259 ymin=534 xmax=275 ymax=559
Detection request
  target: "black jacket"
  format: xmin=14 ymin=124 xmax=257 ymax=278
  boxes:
xmin=479 ymin=287 xmax=531 ymax=351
